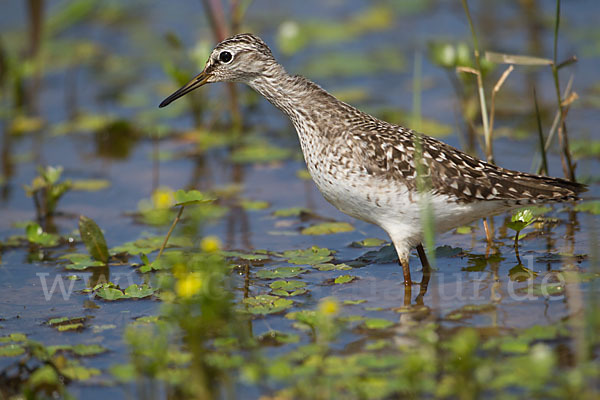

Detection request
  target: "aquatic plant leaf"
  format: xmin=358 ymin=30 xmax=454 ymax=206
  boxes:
xmin=0 ymin=344 xmax=25 ymax=357
xmin=0 ymin=333 xmax=27 ymax=343
xmin=364 ymin=318 xmax=395 ymax=329
xmin=243 ymin=295 xmax=294 ymax=315
xmin=25 ymin=223 xmax=60 ymax=247
xmin=301 ymin=222 xmax=354 ymax=235
xmin=270 ymin=280 xmax=306 ymax=290
xmin=240 ymin=199 xmax=270 ymax=210
xmin=71 ymin=344 xmax=108 ymax=356
xmin=48 ymin=316 xmax=86 ymax=327
xmin=350 ymin=238 xmax=386 ymax=248
xmin=283 ymin=246 xmax=334 ymax=265
xmin=334 ymin=275 xmax=357 ymax=284
xmin=270 ymin=280 xmax=307 ymax=296
xmin=71 ymin=179 xmax=111 ymax=191
xmin=455 ymin=226 xmax=472 ymax=234
xmin=173 ymin=189 xmax=214 ymax=206
xmin=123 ymin=284 xmax=155 ymax=299
xmin=59 ymin=253 xmax=104 ymax=270
xmin=574 ymin=201 xmax=600 ymax=214
xmin=110 ymin=363 xmax=137 ymax=383
xmin=313 ymin=263 xmax=352 ymax=271
xmin=95 ymin=286 xmax=126 ymax=301
xmin=111 ymin=236 xmax=192 ymax=255
xmin=78 ymin=216 xmax=109 ymax=263
xmin=273 ymin=207 xmax=311 ymax=217
xmin=222 ymin=250 xmax=270 ymax=263
xmin=507 ymin=208 xmax=535 ymax=232
xmin=27 ymin=365 xmax=60 ymax=388
xmin=57 ymin=323 xmax=84 ymax=331
xmin=257 ymin=330 xmax=300 ymax=345
xmin=285 ymin=310 xmax=318 ymax=328
xmin=256 ymin=267 xmax=306 ymax=279
xmin=59 ymin=362 xmax=101 ymax=381
xmin=343 ymin=299 xmax=366 ymax=305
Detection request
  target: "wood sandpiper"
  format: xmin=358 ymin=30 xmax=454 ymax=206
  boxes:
xmin=159 ymin=33 xmax=586 ymax=286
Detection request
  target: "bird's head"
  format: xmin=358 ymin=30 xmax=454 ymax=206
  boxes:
xmin=159 ymin=33 xmax=276 ymax=108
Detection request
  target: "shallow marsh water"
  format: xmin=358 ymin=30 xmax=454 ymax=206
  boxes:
xmin=1 ymin=0 xmax=599 ymax=398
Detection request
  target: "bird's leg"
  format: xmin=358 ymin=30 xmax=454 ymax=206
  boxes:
xmin=403 ymin=281 xmax=412 ymax=306
xmin=400 ymin=257 xmax=412 ymax=286
xmin=415 ymin=243 xmax=431 ymax=304
xmin=415 ymin=243 xmax=431 ymax=305
xmin=416 ymin=243 xmax=431 ymax=271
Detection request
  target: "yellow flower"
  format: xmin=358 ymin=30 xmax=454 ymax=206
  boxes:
xmin=175 ymin=273 xmax=203 ymax=298
xmin=151 ymin=187 xmax=174 ymax=209
xmin=200 ymin=236 xmax=221 ymax=253
xmin=318 ymin=297 xmax=339 ymax=316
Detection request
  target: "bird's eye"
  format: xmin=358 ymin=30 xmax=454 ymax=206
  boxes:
xmin=219 ymin=51 xmax=233 ymax=63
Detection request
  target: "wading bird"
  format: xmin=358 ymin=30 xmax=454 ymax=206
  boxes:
xmin=159 ymin=33 xmax=585 ymax=287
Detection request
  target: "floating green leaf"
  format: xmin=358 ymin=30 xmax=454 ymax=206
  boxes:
xmin=95 ymin=286 xmax=126 ymax=301
xmin=574 ymin=201 xmax=600 ymax=215
xmin=71 ymin=179 xmax=111 ymax=191
xmin=240 ymin=199 xmax=270 ymax=210
xmin=301 ymin=222 xmax=354 ymax=235
xmin=243 ymin=295 xmax=294 ymax=315
xmin=57 ymin=323 xmax=84 ymax=331
xmin=59 ymin=361 xmax=101 ymax=381
xmin=334 ymin=275 xmax=357 ymax=284
xmin=25 ymin=223 xmax=60 ymax=247
xmin=222 ymin=250 xmax=270 ymax=262
xmin=343 ymin=299 xmax=367 ymax=305
xmin=78 ymin=215 xmax=109 ymax=263
xmin=257 ymin=330 xmax=300 ymax=345
xmin=173 ymin=189 xmax=214 ymax=206
xmin=273 ymin=207 xmax=311 ymax=217
xmin=256 ymin=267 xmax=306 ymax=279
xmin=455 ymin=226 xmax=472 ymax=234
xmin=123 ymin=284 xmax=156 ymax=299
xmin=0 ymin=333 xmax=27 ymax=343
xmin=283 ymin=246 xmax=334 ymax=265
xmin=350 ymin=238 xmax=386 ymax=248
xmin=313 ymin=263 xmax=352 ymax=271
xmin=0 ymin=344 xmax=25 ymax=357
xmin=59 ymin=253 xmax=105 ymax=270
xmin=364 ymin=318 xmax=395 ymax=330
xmin=270 ymin=280 xmax=307 ymax=296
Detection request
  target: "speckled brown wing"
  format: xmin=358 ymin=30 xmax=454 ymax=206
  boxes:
xmin=351 ymin=121 xmax=586 ymax=204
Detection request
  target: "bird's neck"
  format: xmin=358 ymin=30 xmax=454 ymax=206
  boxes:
xmin=247 ymin=67 xmax=345 ymax=137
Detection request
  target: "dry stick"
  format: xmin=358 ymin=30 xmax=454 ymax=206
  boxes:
xmin=488 ymin=65 xmax=514 ymax=137
xmin=461 ymin=0 xmax=492 ymax=163
xmin=551 ymin=0 xmax=576 ymax=181
xmin=157 ymin=205 xmax=185 ymax=261
xmin=532 ymin=87 xmax=549 ymax=176
xmin=533 ymin=74 xmax=574 ymax=174
xmin=457 ymin=64 xmax=499 ymax=244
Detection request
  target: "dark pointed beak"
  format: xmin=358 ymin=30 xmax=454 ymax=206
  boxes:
xmin=158 ymin=70 xmax=211 ymax=108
